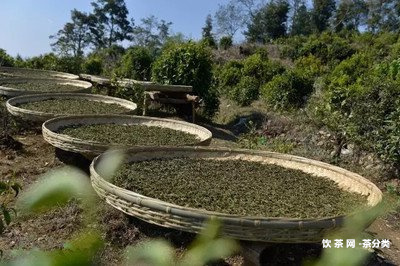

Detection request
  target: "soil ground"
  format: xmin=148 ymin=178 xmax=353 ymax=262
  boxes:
xmin=0 ymin=98 xmax=399 ymax=265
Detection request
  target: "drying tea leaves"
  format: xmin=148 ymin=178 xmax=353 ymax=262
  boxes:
xmin=0 ymin=80 xmax=82 ymax=92
xmin=18 ymin=99 xmax=130 ymax=115
xmin=0 ymin=68 xmax=70 ymax=79
xmin=113 ymin=158 xmax=368 ymax=219
xmin=59 ymin=124 xmax=200 ymax=146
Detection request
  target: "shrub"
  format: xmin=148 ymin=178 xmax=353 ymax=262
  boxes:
xmin=90 ymin=45 xmax=125 ymax=77
xmin=219 ymin=36 xmax=233 ymax=50
xmin=230 ymin=76 xmax=259 ymax=106
xmin=0 ymin=49 xmax=14 ymax=67
xmin=83 ymin=57 xmax=103 ymax=75
xmin=294 ymin=55 xmax=325 ymax=79
xmin=242 ymin=54 xmax=285 ymax=86
xmin=114 ymin=46 xmax=153 ymax=81
xmin=217 ymin=60 xmax=244 ymax=90
xmin=56 ymin=56 xmax=82 ymax=74
xmin=261 ymin=70 xmax=313 ymax=109
xmin=152 ymin=42 xmax=218 ymax=116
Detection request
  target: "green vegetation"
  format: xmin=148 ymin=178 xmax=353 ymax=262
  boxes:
xmin=18 ymin=99 xmax=130 ymax=114
xmin=152 ymin=42 xmax=219 ymax=116
xmin=114 ymin=46 xmax=153 ymax=80
xmin=113 ymin=158 xmax=367 ymax=218
xmin=59 ymin=124 xmax=200 ymax=146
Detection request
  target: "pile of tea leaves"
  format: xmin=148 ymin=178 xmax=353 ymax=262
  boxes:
xmin=0 ymin=80 xmax=82 ymax=92
xmin=112 ymin=158 xmax=368 ymax=218
xmin=0 ymin=69 xmax=68 ymax=79
xmin=59 ymin=124 xmax=200 ymax=146
xmin=18 ymin=99 xmax=130 ymax=115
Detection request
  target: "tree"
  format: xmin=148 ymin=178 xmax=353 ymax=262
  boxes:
xmin=201 ymin=15 xmax=217 ymax=48
xmin=131 ymin=15 xmax=172 ymax=49
xmin=334 ymin=0 xmax=368 ymax=32
xmin=291 ymin=1 xmax=312 ymax=35
xmin=88 ymin=0 xmax=132 ymax=49
xmin=312 ymin=0 xmax=336 ymax=32
xmin=366 ymin=0 xmax=400 ymax=33
xmin=214 ymin=1 xmax=245 ymax=37
xmin=245 ymin=0 xmax=290 ymax=43
xmin=50 ymin=9 xmax=91 ymax=57
xmin=0 ymin=49 xmax=14 ymax=67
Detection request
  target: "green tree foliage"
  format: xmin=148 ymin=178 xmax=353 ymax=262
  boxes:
xmin=334 ymin=0 xmax=368 ymax=32
xmin=214 ymin=1 xmax=245 ymax=37
xmin=219 ymin=36 xmax=233 ymax=50
xmin=245 ymin=0 xmax=290 ymax=43
xmin=0 ymin=49 xmax=14 ymax=67
xmin=216 ymin=52 xmax=285 ymax=106
xmin=261 ymin=70 xmax=313 ymax=109
xmin=230 ymin=76 xmax=260 ymax=106
xmin=152 ymin=42 xmax=219 ymax=116
xmin=311 ymin=0 xmax=336 ymax=32
xmin=115 ymin=46 xmax=153 ymax=80
xmin=82 ymin=56 xmax=103 ymax=75
xmin=201 ymin=15 xmax=217 ymax=48
xmin=89 ymin=44 xmax=125 ymax=76
xmin=366 ymin=0 xmax=400 ymax=33
xmin=50 ymin=9 xmax=91 ymax=57
xmin=132 ymin=15 xmax=172 ymax=51
xmin=88 ymin=0 xmax=132 ymax=48
xmin=291 ymin=1 xmax=313 ymax=36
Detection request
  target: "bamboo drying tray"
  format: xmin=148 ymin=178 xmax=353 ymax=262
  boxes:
xmin=6 ymin=93 xmax=137 ymax=123
xmin=0 ymin=78 xmax=92 ymax=97
xmin=90 ymin=147 xmax=383 ymax=243
xmin=0 ymin=66 xmax=79 ymax=80
xmin=42 ymin=115 xmax=212 ymax=158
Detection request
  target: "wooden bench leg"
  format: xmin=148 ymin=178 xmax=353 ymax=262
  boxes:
xmin=192 ymin=102 xmax=196 ymax=123
xmin=143 ymin=93 xmax=149 ymax=116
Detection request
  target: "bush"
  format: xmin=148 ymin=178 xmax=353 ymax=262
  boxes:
xmin=114 ymin=46 xmax=153 ymax=81
xmin=242 ymin=54 xmax=285 ymax=86
xmin=152 ymin=42 xmax=218 ymax=116
xmin=261 ymin=70 xmax=313 ymax=109
xmin=56 ymin=56 xmax=82 ymax=74
xmin=90 ymin=45 xmax=125 ymax=77
xmin=230 ymin=76 xmax=259 ymax=106
xmin=294 ymin=55 xmax=325 ymax=79
xmin=219 ymin=36 xmax=233 ymax=50
xmin=23 ymin=53 xmax=59 ymax=70
xmin=0 ymin=49 xmax=14 ymax=67
xmin=83 ymin=57 xmax=103 ymax=75
xmin=217 ymin=60 xmax=244 ymax=91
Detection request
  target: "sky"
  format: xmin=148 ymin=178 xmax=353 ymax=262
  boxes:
xmin=0 ymin=0 xmax=232 ymax=57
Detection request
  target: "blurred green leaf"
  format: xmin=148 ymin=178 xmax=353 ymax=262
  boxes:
xmin=96 ymin=150 xmax=125 ymax=181
xmin=16 ymin=167 xmax=92 ymax=214
xmin=125 ymin=240 xmax=175 ymax=266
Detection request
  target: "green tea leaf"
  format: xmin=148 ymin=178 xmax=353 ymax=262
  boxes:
xmin=16 ymin=167 xmax=92 ymax=214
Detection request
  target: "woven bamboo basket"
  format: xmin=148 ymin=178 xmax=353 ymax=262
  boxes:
xmin=42 ymin=115 xmax=212 ymax=158
xmin=0 ymin=78 xmax=92 ymax=97
xmin=90 ymin=147 xmax=383 ymax=243
xmin=0 ymin=66 xmax=79 ymax=80
xmin=6 ymin=93 xmax=137 ymax=123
